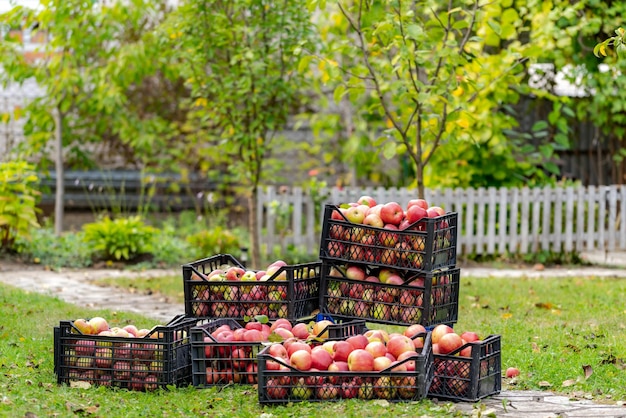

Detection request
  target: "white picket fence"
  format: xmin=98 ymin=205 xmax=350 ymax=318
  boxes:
xmin=257 ymin=185 xmax=626 ymax=257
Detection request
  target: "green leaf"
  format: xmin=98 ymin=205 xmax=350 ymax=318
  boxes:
xmin=532 ymin=121 xmax=549 ymax=132
xmin=544 ymin=161 xmax=560 ymax=175
xmin=333 ymin=84 xmax=346 ymax=103
xmin=382 ymin=141 xmax=397 ymax=160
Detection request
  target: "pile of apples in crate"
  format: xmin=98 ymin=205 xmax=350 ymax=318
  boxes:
xmin=325 ymin=197 xmax=452 ymax=268
xmin=186 ymin=256 xmax=320 ymax=320
xmin=196 ymin=317 xmax=347 ymax=386
xmin=259 ymin=323 xmax=431 ymax=402
xmin=190 ymin=260 xmax=303 ymax=318
xmin=56 ymin=316 xmax=190 ymax=391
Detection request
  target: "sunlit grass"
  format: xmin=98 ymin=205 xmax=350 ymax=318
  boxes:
xmin=4 ymin=273 xmax=625 ymax=418
xmin=98 ymin=273 xmax=626 ymax=400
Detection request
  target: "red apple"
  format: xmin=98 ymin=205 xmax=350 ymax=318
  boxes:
xmin=345 ymin=265 xmax=366 ymax=281
xmin=332 ymin=341 xmax=354 ymax=362
xmin=431 ymin=324 xmax=455 ymax=344
xmin=363 ymin=213 xmax=384 ymax=229
xmin=347 ymin=349 xmax=375 ymax=371
xmin=328 ymin=361 xmax=349 ymax=373
xmin=397 ymin=350 xmax=418 ymax=371
xmin=438 ymin=332 xmax=464 ymax=355
xmin=357 ymin=195 xmax=377 ymax=207
xmin=460 ymin=331 xmax=480 ymax=343
xmin=459 ymin=341 xmax=473 ymax=357
xmin=225 ymin=266 xmax=245 ymax=281
xmin=506 ymin=367 xmax=520 ymax=378
xmin=290 ymin=349 xmax=312 ymax=371
xmin=88 ymin=317 xmax=109 ymax=334
xmin=380 ymin=224 xmax=399 ymax=247
xmin=346 ymin=334 xmax=369 ymax=350
xmin=311 ymin=346 xmax=333 ymax=371
xmin=242 ymin=329 xmax=263 ymax=342
xmin=267 ymin=343 xmax=289 ymax=361
xmin=317 ymin=383 xmax=339 ymax=400
xmin=380 ymin=202 xmax=404 ymax=226
xmin=406 ymin=204 xmax=428 ymax=224
xmin=404 ymin=324 xmax=427 ymax=338
xmin=271 ymin=327 xmax=294 ymax=341
xmin=365 ymin=341 xmax=387 ymax=358
xmin=286 ymin=341 xmax=311 ymax=357
xmin=386 ymin=335 xmax=415 ymax=359
xmin=407 ymin=198 xmax=429 ymax=210
xmin=427 ymin=206 xmax=445 ymax=218
xmin=265 ymin=378 xmax=287 ymax=399
xmin=269 ymin=318 xmax=292 ymax=332
xmin=73 ymin=319 xmax=94 ymax=335
xmin=331 ymin=207 xmax=347 ymax=221
xmin=367 ymin=204 xmax=384 ymax=217
xmin=291 ymin=323 xmax=310 ymax=340
xmin=373 ymin=356 xmax=393 ymax=371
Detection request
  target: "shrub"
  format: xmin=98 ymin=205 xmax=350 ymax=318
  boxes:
xmin=149 ymin=225 xmax=194 ymax=267
xmin=14 ymin=228 xmax=92 ymax=269
xmin=186 ymin=226 xmax=241 ymax=260
xmin=82 ymin=215 xmax=157 ymax=262
xmin=0 ymin=161 xmax=41 ymax=251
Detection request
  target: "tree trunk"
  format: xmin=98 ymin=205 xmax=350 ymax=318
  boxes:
xmin=416 ymin=162 xmax=425 ymax=199
xmin=248 ymin=185 xmax=261 ymax=269
xmin=53 ymin=108 xmax=64 ymax=236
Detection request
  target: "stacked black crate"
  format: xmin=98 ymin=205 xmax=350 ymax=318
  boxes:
xmin=317 ymin=203 xmax=501 ymax=402
xmin=318 ymin=204 xmax=459 ymax=328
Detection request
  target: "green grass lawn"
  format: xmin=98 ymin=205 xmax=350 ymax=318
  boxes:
xmin=2 ymin=273 xmax=625 ymax=417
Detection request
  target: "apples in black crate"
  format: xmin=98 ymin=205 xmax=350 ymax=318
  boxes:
xmin=319 ymin=202 xmax=457 ymax=272
xmin=428 ymin=325 xmax=501 ymax=402
xmin=320 ymin=261 xmax=459 ymax=327
xmin=190 ymin=316 xmax=367 ymax=387
xmin=257 ymin=328 xmax=434 ymax=404
xmin=182 ymin=254 xmax=321 ymax=321
xmin=54 ymin=315 xmax=197 ymax=391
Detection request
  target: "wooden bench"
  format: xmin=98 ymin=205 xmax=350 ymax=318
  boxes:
xmin=39 ymin=170 xmax=218 ymax=211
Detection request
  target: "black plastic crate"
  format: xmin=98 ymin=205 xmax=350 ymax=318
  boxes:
xmin=428 ymin=335 xmax=501 ymax=402
xmin=319 ymin=205 xmax=457 ymax=272
xmin=191 ymin=317 xmax=368 ymax=387
xmin=53 ymin=315 xmax=197 ymax=391
xmin=257 ymin=332 xmax=433 ymax=404
xmin=182 ymin=254 xmax=321 ymax=321
xmin=320 ymin=261 xmax=459 ymax=327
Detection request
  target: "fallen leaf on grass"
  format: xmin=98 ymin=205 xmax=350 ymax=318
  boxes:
xmin=69 ymin=380 xmax=91 ymax=389
xmin=583 ymin=364 xmax=593 ymax=379
xmin=535 ymin=302 xmax=554 ymax=309
xmin=538 ymin=381 xmax=552 ymax=387
xmin=501 ymin=313 xmax=512 ymax=319
xmin=562 ymin=379 xmax=578 ymax=387
xmin=532 ymin=342 xmax=540 ymax=353
xmin=372 ymin=400 xmax=390 ymax=407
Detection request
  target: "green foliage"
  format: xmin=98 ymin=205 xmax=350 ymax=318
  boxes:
xmin=594 ymin=28 xmax=626 ymax=59
xmin=147 ymin=227 xmax=194 ymax=268
xmin=161 ymin=0 xmax=315 ymax=268
xmin=14 ymin=227 xmax=92 ymax=269
xmin=185 ymin=227 xmax=241 ymax=261
xmin=308 ymin=0 xmax=536 ymax=194
xmin=0 ymin=161 xmax=41 ymax=251
xmin=82 ymin=215 xmax=157 ymax=261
